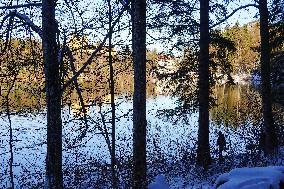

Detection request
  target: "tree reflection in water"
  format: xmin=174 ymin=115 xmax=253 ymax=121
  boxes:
xmin=211 ymin=84 xmax=283 ymax=129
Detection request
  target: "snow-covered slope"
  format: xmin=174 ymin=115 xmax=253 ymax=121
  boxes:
xmin=214 ymin=166 xmax=284 ymax=189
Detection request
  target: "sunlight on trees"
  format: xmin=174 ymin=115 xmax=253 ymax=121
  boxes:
xmin=0 ymin=0 xmax=283 ymax=188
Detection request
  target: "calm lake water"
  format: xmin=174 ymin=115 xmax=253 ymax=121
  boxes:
xmin=1 ymin=84 xmax=283 ymax=188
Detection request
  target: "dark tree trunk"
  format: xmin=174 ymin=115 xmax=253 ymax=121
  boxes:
xmin=108 ymin=0 xmax=117 ymax=188
xmin=42 ymin=0 xmax=63 ymax=188
xmin=259 ymin=0 xmax=278 ymax=154
xmin=132 ymin=0 xmax=147 ymax=188
xmin=196 ymin=0 xmax=211 ymax=168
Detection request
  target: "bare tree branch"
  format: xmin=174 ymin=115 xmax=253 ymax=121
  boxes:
xmin=0 ymin=11 xmax=42 ymax=36
xmin=211 ymin=4 xmax=259 ymax=29
xmin=65 ymin=46 xmax=89 ymax=138
xmin=61 ymin=0 xmax=131 ymax=92
xmin=0 ymin=3 xmax=41 ymax=10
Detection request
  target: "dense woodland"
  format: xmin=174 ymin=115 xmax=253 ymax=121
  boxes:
xmin=0 ymin=0 xmax=284 ymax=188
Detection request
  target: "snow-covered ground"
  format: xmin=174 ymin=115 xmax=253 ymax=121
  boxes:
xmin=1 ymin=95 xmax=283 ymax=188
xmin=148 ymin=154 xmax=284 ymax=189
xmin=251 ymin=71 xmax=262 ymax=87
xmin=214 ymin=166 xmax=284 ymax=189
xmin=149 ymin=175 xmax=170 ymax=189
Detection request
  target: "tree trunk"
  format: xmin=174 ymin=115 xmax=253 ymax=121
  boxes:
xmin=259 ymin=0 xmax=278 ymax=154
xmin=132 ymin=0 xmax=147 ymax=188
xmin=6 ymin=76 xmax=17 ymax=189
xmin=108 ymin=0 xmax=117 ymax=188
xmin=196 ymin=0 xmax=211 ymax=168
xmin=42 ymin=0 xmax=63 ymax=188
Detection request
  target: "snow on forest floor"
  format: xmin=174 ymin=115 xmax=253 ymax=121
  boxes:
xmin=214 ymin=166 xmax=284 ymax=189
xmin=1 ymin=96 xmax=284 ymax=188
xmin=148 ymin=147 xmax=284 ymax=189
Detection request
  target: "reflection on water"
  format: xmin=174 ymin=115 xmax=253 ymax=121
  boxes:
xmin=3 ymin=77 xmax=282 ymax=131
xmin=211 ymin=84 xmax=284 ymax=129
xmin=211 ymin=84 xmax=262 ymax=128
xmin=0 ymin=76 xmax=157 ymax=115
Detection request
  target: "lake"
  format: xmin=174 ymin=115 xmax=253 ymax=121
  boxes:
xmin=1 ymin=84 xmax=283 ymax=188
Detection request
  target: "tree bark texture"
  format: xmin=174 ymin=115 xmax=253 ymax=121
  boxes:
xmin=259 ymin=0 xmax=278 ymax=154
xmin=42 ymin=0 xmax=63 ymax=188
xmin=196 ymin=0 xmax=211 ymax=168
xmin=132 ymin=0 xmax=147 ymax=188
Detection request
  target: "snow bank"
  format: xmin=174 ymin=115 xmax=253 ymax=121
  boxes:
xmin=148 ymin=175 xmax=170 ymax=189
xmin=214 ymin=166 xmax=284 ymax=189
xmin=251 ymin=71 xmax=261 ymax=87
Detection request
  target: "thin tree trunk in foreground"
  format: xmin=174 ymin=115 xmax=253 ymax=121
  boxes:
xmin=6 ymin=77 xmax=17 ymax=189
xmin=107 ymin=0 xmax=117 ymax=188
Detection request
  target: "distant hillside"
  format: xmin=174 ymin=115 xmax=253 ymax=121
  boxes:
xmin=222 ymin=21 xmax=260 ymax=74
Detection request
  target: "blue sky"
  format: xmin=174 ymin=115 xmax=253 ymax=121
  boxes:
xmin=148 ymin=0 xmax=260 ymax=52
xmin=223 ymin=0 xmax=259 ymax=26
xmin=0 ymin=0 xmax=261 ymax=53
